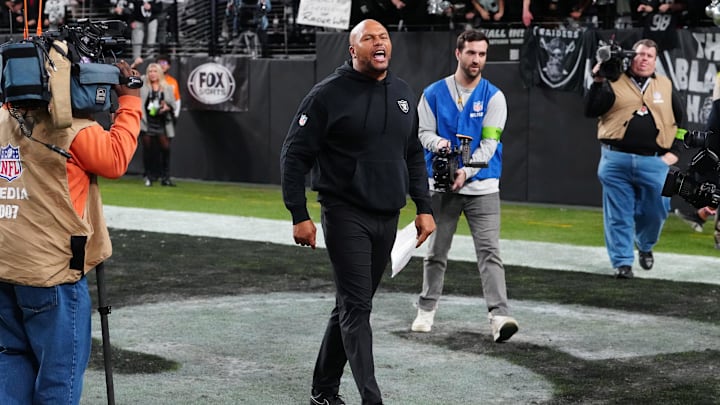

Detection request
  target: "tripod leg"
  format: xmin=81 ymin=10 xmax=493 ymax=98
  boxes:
xmin=96 ymin=262 xmax=115 ymax=405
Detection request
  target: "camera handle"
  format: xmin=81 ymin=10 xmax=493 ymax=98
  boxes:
xmin=119 ymin=75 xmax=143 ymax=89
xmin=455 ymin=134 xmax=488 ymax=168
xmin=457 ymin=134 xmax=472 ymax=164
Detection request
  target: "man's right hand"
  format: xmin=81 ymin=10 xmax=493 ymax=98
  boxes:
xmin=114 ymin=60 xmax=141 ymax=98
xmin=591 ymin=62 xmax=605 ymax=82
xmin=436 ymin=138 xmax=450 ymax=153
xmin=293 ymin=219 xmax=317 ymax=249
xmin=414 ymin=213 xmax=435 ymax=247
xmin=522 ymin=9 xmax=533 ymax=26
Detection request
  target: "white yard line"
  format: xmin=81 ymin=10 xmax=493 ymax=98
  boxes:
xmin=104 ymin=205 xmax=720 ymax=285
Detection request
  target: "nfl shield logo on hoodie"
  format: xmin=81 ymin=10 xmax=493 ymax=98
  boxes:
xmin=397 ymin=100 xmax=409 ymax=114
xmin=0 ymin=144 xmax=22 ymax=182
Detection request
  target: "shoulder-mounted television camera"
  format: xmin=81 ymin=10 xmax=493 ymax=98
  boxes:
xmin=0 ymin=19 xmax=141 ymax=111
xmin=432 ymin=134 xmax=488 ymax=192
xmin=595 ymin=40 xmax=636 ymax=82
xmin=0 ymin=19 xmax=141 ymax=157
xmin=662 ymin=130 xmax=720 ymax=208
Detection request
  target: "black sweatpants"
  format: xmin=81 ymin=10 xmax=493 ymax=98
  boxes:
xmin=312 ymin=200 xmax=399 ymax=405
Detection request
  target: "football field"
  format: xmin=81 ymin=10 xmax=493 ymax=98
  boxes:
xmin=78 ymin=207 xmax=720 ymax=404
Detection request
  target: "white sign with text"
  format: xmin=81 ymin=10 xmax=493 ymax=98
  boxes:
xmin=296 ymin=0 xmax=351 ymax=30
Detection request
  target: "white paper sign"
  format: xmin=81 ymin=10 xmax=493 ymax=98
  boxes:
xmin=390 ymin=221 xmax=418 ymax=278
xmin=296 ymin=0 xmax=352 ymax=30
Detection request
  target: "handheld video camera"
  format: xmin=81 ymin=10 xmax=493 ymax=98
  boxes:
xmin=432 ymin=135 xmax=488 ymax=192
xmin=595 ymin=39 xmax=636 ymax=82
xmin=662 ymin=130 xmax=720 ymax=208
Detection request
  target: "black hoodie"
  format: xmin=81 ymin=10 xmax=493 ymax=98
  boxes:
xmin=280 ymin=61 xmax=432 ymax=224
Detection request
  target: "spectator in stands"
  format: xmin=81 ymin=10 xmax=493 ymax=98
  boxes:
xmin=109 ymin=0 xmax=131 ymax=27
xmin=140 ymin=62 xmax=177 ymax=187
xmin=8 ymin=0 xmax=48 ymax=32
xmin=637 ymin=0 xmax=686 ymax=51
xmin=111 ymin=0 xmax=163 ymax=60
xmin=592 ymin=0 xmax=617 ymax=29
xmin=252 ymin=0 xmax=271 ymax=58
xmin=225 ymin=0 xmax=271 ymax=57
xmin=2 ymin=0 xmax=23 ymax=32
xmin=690 ymin=0 xmax=715 ymax=27
xmin=614 ymin=0 xmax=634 ymax=29
xmin=43 ymin=0 xmax=67 ymax=30
xmin=157 ymin=0 xmax=180 ymax=46
xmin=394 ymin=0 xmax=433 ymax=30
xmin=469 ymin=0 xmax=505 ymax=24
xmin=522 ymin=0 xmax=575 ymax=26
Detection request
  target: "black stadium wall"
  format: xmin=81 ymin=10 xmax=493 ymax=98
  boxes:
xmin=136 ymin=28 xmax=716 ymax=207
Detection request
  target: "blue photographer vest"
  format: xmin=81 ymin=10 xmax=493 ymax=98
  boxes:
xmin=423 ymin=77 xmax=503 ymax=182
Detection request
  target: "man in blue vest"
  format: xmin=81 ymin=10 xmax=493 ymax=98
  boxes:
xmin=411 ymin=29 xmax=519 ymax=343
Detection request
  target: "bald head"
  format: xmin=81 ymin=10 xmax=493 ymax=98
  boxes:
xmin=349 ymin=19 xmax=381 ymax=45
xmin=348 ymin=19 xmax=391 ymax=81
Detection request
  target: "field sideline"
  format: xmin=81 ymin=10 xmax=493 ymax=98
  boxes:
xmin=77 ymin=202 xmax=720 ymax=404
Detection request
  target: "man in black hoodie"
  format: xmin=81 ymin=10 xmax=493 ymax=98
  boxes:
xmin=280 ymin=19 xmax=435 ymax=405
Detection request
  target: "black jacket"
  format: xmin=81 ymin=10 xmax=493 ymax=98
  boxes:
xmin=280 ymin=61 xmax=432 ymax=224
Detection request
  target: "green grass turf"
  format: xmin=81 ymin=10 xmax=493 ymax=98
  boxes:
xmin=100 ymin=176 xmax=720 ymax=257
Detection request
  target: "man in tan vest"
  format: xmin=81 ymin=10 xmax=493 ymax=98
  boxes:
xmin=0 ymin=59 xmax=141 ymax=404
xmin=585 ymin=39 xmax=685 ymax=279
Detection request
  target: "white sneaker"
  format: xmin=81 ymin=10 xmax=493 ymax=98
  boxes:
xmin=411 ymin=308 xmax=436 ymax=332
xmin=489 ymin=313 xmax=519 ymax=343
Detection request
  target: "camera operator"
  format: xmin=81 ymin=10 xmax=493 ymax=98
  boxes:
xmin=585 ymin=38 xmax=685 ymax=279
xmin=0 ymin=59 xmax=141 ymax=404
xmin=411 ymin=30 xmax=519 ymax=343
xmin=701 ymin=71 xmax=720 ymax=249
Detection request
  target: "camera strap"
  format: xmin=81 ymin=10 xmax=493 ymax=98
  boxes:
xmin=47 ymin=39 xmax=72 ymax=129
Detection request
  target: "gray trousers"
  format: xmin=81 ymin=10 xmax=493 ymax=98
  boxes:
xmin=417 ymin=191 xmax=510 ymax=316
xmin=132 ymin=19 xmax=159 ymax=60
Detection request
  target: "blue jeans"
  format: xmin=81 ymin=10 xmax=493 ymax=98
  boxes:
xmin=597 ymin=147 xmax=670 ymax=268
xmin=0 ymin=277 xmax=92 ymax=405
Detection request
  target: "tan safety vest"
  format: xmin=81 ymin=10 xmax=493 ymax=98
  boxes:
xmin=0 ymin=109 xmax=111 ymax=287
xmin=597 ymin=74 xmax=678 ymax=149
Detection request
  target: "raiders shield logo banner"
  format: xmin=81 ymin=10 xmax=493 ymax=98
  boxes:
xmin=520 ymin=27 xmax=588 ymax=92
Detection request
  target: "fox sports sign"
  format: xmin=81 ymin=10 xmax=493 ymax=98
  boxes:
xmin=187 ymin=63 xmax=236 ymax=105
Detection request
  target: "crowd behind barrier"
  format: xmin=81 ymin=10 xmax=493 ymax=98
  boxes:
xmin=0 ymin=0 xmax=715 ymax=58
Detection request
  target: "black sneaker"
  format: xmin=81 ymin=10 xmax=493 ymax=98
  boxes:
xmin=614 ymin=265 xmax=633 ymax=279
xmin=310 ymin=392 xmax=345 ymax=405
xmin=161 ymin=178 xmax=177 ymax=187
xmin=638 ymin=251 xmax=654 ymax=270
xmin=674 ymin=208 xmax=704 ymax=232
